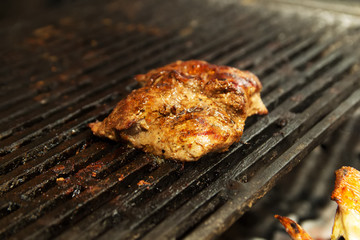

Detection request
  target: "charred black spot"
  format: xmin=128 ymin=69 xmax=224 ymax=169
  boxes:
xmin=276 ymin=118 xmax=288 ymax=128
xmin=342 ymin=168 xmax=348 ymax=177
xmin=290 ymin=222 xmax=300 ymax=233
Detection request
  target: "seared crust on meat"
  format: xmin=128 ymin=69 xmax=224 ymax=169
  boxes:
xmin=89 ymin=60 xmax=268 ymax=161
xmin=274 ymin=166 xmax=360 ymax=240
xmin=331 ymin=166 xmax=360 ymax=240
xmin=274 ymin=215 xmax=313 ymax=240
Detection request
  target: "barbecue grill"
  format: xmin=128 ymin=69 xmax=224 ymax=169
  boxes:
xmin=1 ymin=0 xmax=360 ymax=239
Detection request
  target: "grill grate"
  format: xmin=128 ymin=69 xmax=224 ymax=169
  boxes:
xmin=1 ymin=0 xmax=360 ymax=239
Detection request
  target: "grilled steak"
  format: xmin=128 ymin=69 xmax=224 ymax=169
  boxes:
xmin=89 ymin=60 xmax=268 ymax=161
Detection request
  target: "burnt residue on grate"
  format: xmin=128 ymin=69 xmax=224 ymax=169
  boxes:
xmin=1 ymin=0 xmax=360 ymax=239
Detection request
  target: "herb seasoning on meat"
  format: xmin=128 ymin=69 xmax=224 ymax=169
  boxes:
xmin=89 ymin=60 xmax=268 ymax=161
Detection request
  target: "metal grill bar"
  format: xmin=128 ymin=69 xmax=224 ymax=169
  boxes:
xmin=0 ymin=4 xmax=243 ymax=145
xmin=0 ymin=0 xmax=233 ymax=116
xmin=185 ymin=88 xmax=360 ymax=240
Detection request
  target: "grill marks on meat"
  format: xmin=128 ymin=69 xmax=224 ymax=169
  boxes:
xmin=89 ymin=60 xmax=268 ymax=161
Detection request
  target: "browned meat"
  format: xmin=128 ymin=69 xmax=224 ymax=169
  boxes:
xmin=331 ymin=166 xmax=360 ymax=240
xmin=275 ymin=166 xmax=360 ymax=240
xmin=89 ymin=60 xmax=268 ymax=161
xmin=274 ymin=215 xmax=313 ymax=240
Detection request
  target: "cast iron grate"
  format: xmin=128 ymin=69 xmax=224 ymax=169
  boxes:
xmin=0 ymin=0 xmax=360 ymax=239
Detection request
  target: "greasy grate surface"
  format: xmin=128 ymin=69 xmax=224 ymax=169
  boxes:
xmin=1 ymin=0 xmax=360 ymax=239
xmin=222 ymin=109 xmax=360 ymax=239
